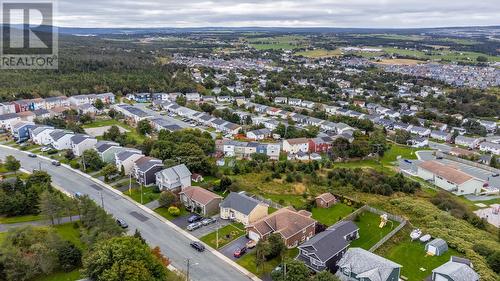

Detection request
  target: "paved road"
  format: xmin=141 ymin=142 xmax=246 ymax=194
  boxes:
xmin=0 ymin=146 xmax=254 ymax=281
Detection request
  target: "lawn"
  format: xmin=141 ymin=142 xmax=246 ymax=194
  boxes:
xmin=126 ymin=186 xmax=161 ymax=205
xmin=83 ymin=119 xmax=145 ymax=143
xmin=311 ymin=203 xmax=356 ymax=226
xmin=0 ymin=232 xmax=6 ymax=244
xmin=349 ymin=211 xmax=400 ymax=250
xmin=382 ymin=239 xmax=461 ymax=280
xmin=32 ymin=270 xmax=82 ymax=281
xmin=236 ymin=248 xmax=299 ymax=277
xmin=200 ymin=223 xmax=245 ymax=249
xmin=381 ymin=144 xmax=422 ymax=165
xmin=295 ymin=48 xmax=342 ymax=58
xmin=52 ymin=222 xmax=85 ymax=250
xmin=0 ymin=214 xmax=43 ymax=224
xmin=155 ymin=206 xmax=189 ymax=221
xmin=247 ymin=35 xmax=306 ymax=50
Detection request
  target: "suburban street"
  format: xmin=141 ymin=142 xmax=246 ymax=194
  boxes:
xmin=0 ymin=146 xmax=254 ymax=281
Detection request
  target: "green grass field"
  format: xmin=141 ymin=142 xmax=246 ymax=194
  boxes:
xmin=52 ymin=223 xmax=85 ymax=250
xmin=247 ymin=35 xmax=306 ymax=50
xmin=125 ymin=186 xmax=160 ymax=204
xmin=154 ymin=206 xmax=189 ymax=221
xmin=295 ymin=48 xmax=342 ymax=58
xmin=0 ymin=232 xmax=6 ymax=244
xmin=83 ymin=119 xmax=145 ymax=143
xmin=350 ymin=211 xmax=400 ymax=250
xmin=0 ymin=214 xmax=43 ymax=224
xmin=200 ymin=223 xmax=245 ymax=249
xmin=236 ymin=248 xmax=299 ymax=277
xmin=383 ymin=240 xmax=461 ymax=280
xmin=311 ymin=203 xmax=356 ymax=226
xmin=32 ymin=270 xmax=82 ymax=281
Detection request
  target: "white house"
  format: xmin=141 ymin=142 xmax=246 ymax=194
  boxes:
xmin=455 ymin=136 xmax=481 ymax=149
xmin=246 ymin=128 xmax=272 ymax=140
xmin=70 ymin=134 xmax=98 ymax=156
xmin=430 ymin=130 xmax=451 ymax=142
xmin=30 ymin=126 xmax=55 ymax=145
xmin=282 ymin=138 xmax=309 ymax=154
xmin=155 ymin=164 xmax=192 ymax=191
xmin=49 ymin=130 xmax=74 ymax=150
xmin=0 ymin=113 xmax=21 ymax=129
xmin=223 ymin=140 xmax=236 ymax=157
xmin=417 ymin=161 xmax=483 ymax=195
xmin=479 ymin=141 xmax=500 ymax=155
xmin=115 ymin=150 xmax=144 ymax=175
xmin=409 ymin=126 xmax=431 ymax=137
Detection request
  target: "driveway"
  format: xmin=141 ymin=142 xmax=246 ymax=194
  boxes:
xmin=190 ymin=218 xmax=231 ymax=238
xmin=220 ymin=235 xmax=252 ymax=261
xmin=171 ymin=213 xmax=196 ymax=229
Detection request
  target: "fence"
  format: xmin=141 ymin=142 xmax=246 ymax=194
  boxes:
xmin=342 ymin=205 xmax=407 ymax=253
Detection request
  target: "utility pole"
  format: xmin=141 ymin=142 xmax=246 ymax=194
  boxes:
xmin=186 ymin=258 xmax=190 ymax=281
xmin=140 ymin=184 xmax=143 ymax=204
xmin=38 ymin=161 xmax=41 ymax=171
xmin=216 ymin=221 xmax=219 ymax=249
xmin=128 ymin=173 xmax=132 ymax=195
xmin=100 ymin=192 xmax=104 ymax=209
xmin=81 ymin=153 xmax=86 ymax=171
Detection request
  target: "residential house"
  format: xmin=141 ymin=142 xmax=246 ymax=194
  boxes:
xmin=246 ymin=128 xmax=272 ymax=140
xmin=478 ymin=120 xmax=497 ymax=133
xmin=155 ymin=164 xmax=192 ymax=192
xmin=17 ymin=111 xmax=35 ymax=122
xmin=335 ymin=247 xmax=401 ymax=281
xmin=283 ymin=138 xmax=309 ymax=154
xmin=133 ymin=156 xmax=164 ymax=186
xmin=223 ymin=140 xmax=236 ymax=157
xmin=94 ymin=141 xmax=126 ymax=163
xmin=431 ymin=130 xmax=451 ymax=142
xmin=266 ymin=143 xmax=281 ymax=160
xmin=115 ymin=150 xmax=144 ymax=175
xmin=0 ymin=102 xmax=16 ymax=115
xmin=408 ymin=137 xmax=428 ymax=148
xmin=30 ymin=126 xmax=55 ymax=145
xmin=479 ymin=141 xmax=500 ymax=155
xmin=309 ymin=137 xmax=332 ymax=153
xmin=454 ymin=136 xmax=481 ymax=149
xmin=96 ymin=92 xmax=115 ymax=104
xmin=431 ymin=257 xmax=479 ymax=281
xmin=32 ymin=109 xmax=51 ymax=120
xmin=13 ymin=99 xmax=31 ymax=112
xmin=246 ymin=207 xmax=317 ymax=248
xmin=70 ymin=134 xmax=97 ymax=156
xmin=112 ymin=104 xmax=152 ymax=123
xmin=296 ymin=221 xmax=359 ymax=273
xmin=409 ymin=126 xmax=431 ymax=137
xmin=185 ymin=92 xmax=201 ymax=102
xmin=223 ymin=122 xmax=242 ymax=135
xmin=315 ymin=193 xmax=336 ymax=208
xmin=220 ymin=192 xmax=269 ymax=226
xmin=152 ymin=92 xmax=169 ymax=101
xmin=417 ymin=161 xmax=483 ymax=195
xmin=301 ymin=100 xmax=315 ymax=109
xmin=28 ymin=98 xmax=46 ymax=110
xmin=10 ymin=121 xmax=36 ymax=142
xmin=288 ymin=98 xmax=302 ymax=106
xmin=179 ymin=186 xmax=222 ymax=216
xmin=48 ymin=130 xmax=74 ymax=150
xmin=69 ymin=94 xmax=94 ymax=106
xmin=274 ymin=97 xmax=287 ymax=104
xmin=44 ymin=96 xmax=70 ymax=109
xmin=77 ymin=103 xmax=98 ymax=115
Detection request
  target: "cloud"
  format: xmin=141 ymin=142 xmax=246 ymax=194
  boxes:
xmin=54 ymin=0 xmax=500 ymax=28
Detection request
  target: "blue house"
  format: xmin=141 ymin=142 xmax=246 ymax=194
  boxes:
xmin=12 ymin=121 xmax=36 ymax=142
xmin=257 ymin=143 xmax=267 ymax=154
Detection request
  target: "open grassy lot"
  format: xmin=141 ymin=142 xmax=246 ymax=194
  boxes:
xmin=125 ymin=186 xmax=161 ymax=205
xmin=381 ymin=144 xmax=422 ymax=165
xmin=0 ymin=214 xmax=43 ymax=224
xmin=350 ymin=211 xmax=400 ymax=250
xmin=200 ymin=223 xmax=245 ymax=249
xmin=236 ymin=248 xmax=299 ymax=277
xmin=246 ymin=35 xmax=306 ymax=50
xmin=376 ymin=58 xmax=424 ymax=65
xmin=380 ymin=235 xmax=461 ymax=281
xmin=0 ymin=232 xmax=6 ymax=244
xmin=52 ymin=223 xmax=85 ymax=250
xmin=83 ymin=119 xmax=145 ymax=143
xmin=155 ymin=206 xmax=189 ymax=221
xmin=295 ymin=48 xmax=342 ymax=58
xmin=311 ymin=203 xmax=356 ymax=226
xmin=32 ymin=270 xmax=82 ymax=281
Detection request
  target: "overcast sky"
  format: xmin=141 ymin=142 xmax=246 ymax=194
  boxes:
xmin=53 ymin=0 xmax=499 ymax=28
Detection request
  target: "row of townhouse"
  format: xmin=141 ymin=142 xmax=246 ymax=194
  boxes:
xmin=273 ymin=97 xmax=316 ymax=109
xmin=220 ymin=139 xmax=281 ymax=160
xmin=156 ymin=101 xmax=243 ymax=135
xmin=0 ymin=93 xmax=114 ymax=115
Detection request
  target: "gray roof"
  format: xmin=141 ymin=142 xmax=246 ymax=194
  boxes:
xmin=134 ymin=156 xmax=163 ymax=172
xmin=336 ymin=248 xmax=401 ymax=281
xmin=32 ymin=108 xmax=50 ymax=116
xmin=116 ymin=150 xmax=143 ymax=161
xmin=299 ymin=221 xmax=359 ymax=262
xmin=156 ymin=164 xmax=191 ymax=180
xmin=95 ymin=141 xmax=119 ymax=153
xmin=220 ymin=192 xmax=263 ymax=216
xmin=432 ymin=259 xmax=479 ymax=281
xmin=426 ymin=238 xmax=448 ymax=251
xmin=49 ymin=130 xmax=73 ymax=141
xmin=70 ymin=134 xmax=93 ymax=145
xmin=0 ymin=113 xmax=19 ymax=121
xmin=31 ymin=126 xmax=53 ymax=136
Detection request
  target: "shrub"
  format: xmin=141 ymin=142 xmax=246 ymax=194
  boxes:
xmin=70 ymin=161 xmax=80 ymax=169
xmin=168 ymin=206 xmax=180 ymax=217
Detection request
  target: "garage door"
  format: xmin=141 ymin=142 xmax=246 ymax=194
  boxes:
xmin=427 ymin=245 xmax=437 ymax=255
xmin=435 ymin=274 xmax=447 ymax=281
xmin=248 ymin=231 xmax=260 ymax=242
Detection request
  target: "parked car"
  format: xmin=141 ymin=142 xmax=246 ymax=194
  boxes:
xmin=74 ymin=192 xmax=84 ymax=198
xmin=40 ymin=146 xmax=52 ymax=152
xmin=233 ymin=246 xmax=247 ymax=258
xmin=51 ymin=160 xmax=61 ymax=166
xmin=190 ymin=241 xmax=205 ymax=252
xmin=201 ymin=218 xmax=216 ymax=226
xmin=188 ymin=214 xmax=203 ymax=223
xmin=28 ymin=153 xmax=37 ymax=158
xmin=116 ymin=219 xmax=128 ymax=228
xmin=245 ymin=240 xmax=257 ymax=249
xmin=187 ymin=222 xmax=202 ymax=231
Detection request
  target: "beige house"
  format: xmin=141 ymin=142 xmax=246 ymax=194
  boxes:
xmin=220 ymin=192 xmax=268 ymax=226
xmin=179 ymin=186 xmax=222 ymax=216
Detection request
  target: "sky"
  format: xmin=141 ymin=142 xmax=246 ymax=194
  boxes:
xmin=51 ymin=0 xmax=500 ymax=28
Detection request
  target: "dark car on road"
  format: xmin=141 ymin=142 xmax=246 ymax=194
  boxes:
xmin=116 ymin=219 xmax=128 ymax=228
xmin=188 ymin=214 xmax=203 ymax=223
xmin=233 ymin=246 xmax=247 ymax=258
xmin=51 ymin=160 xmax=61 ymax=166
xmin=28 ymin=153 xmax=37 ymax=158
xmin=190 ymin=241 xmax=205 ymax=252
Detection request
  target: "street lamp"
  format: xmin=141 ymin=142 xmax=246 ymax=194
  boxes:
xmin=185 ymin=258 xmax=199 ymax=281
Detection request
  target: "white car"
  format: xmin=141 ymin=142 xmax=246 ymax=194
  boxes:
xmin=187 ymin=222 xmax=203 ymax=231
xmin=40 ymin=146 xmax=52 ymax=152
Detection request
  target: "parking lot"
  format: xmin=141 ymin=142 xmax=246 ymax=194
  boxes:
xmin=171 ymin=214 xmax=232 ymax=238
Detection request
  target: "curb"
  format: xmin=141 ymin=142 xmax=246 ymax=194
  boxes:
xmin=2 ymin=144 xmax=260 ymax=281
